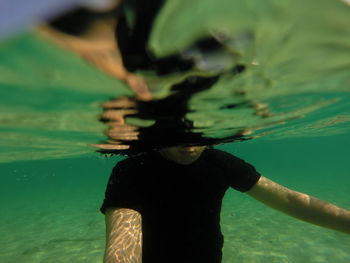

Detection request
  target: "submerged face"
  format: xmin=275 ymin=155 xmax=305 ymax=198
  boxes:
xmin=159 ymin=145 xmax=206 ymax=165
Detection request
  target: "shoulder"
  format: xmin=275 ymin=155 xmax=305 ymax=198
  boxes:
xmin=205 ymin=148 xmax=242 ymax=163
xmin=111 ymin=153 xmax=150 ymax=177
xmin=205 ymin=148 xmax=258 ymax=171
xmin=207 ymin=149 xmax=261 ymax=192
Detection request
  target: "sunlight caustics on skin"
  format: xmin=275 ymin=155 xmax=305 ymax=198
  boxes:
xmin=104 ymin=208 xmax=142 ymax=263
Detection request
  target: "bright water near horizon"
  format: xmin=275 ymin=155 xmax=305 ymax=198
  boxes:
xmin=1 ymin=0 xmax=350 ymax=262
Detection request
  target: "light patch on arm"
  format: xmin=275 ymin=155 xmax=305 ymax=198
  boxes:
xmin=246 ymin=176 xmax=350 ymax=234
xmin=247 ymin=176 xmax=293 ymax=211
xmin=104 ymin=208 xmax=142 ymax=263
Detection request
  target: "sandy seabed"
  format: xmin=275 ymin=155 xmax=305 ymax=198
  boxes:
xmin=1 ymin=166 xmax=349 ymax=263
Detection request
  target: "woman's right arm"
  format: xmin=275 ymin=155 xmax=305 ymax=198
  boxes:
xmin=104 ymin=208 xmax=142 ymax=263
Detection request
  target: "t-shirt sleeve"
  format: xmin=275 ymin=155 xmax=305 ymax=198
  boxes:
xmin=217 ymin=151 xmax=261 ymax=192
xmin=100 ymin=162 xmax=143 ymax=214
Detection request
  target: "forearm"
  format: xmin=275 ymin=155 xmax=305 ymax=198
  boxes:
xmin=248 ymin=176 xmax=350 ymax=235
xmin=104 ymin=208 xmax=142 ymax=263
xmin=285 ymin=191 xmax=350 ymax=234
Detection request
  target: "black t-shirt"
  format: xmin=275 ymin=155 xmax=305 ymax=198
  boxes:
xmin=100 ymin=148 xmax=261 ymax=263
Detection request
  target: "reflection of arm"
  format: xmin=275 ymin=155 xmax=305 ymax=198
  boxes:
xmin=104 ymin=208 xmax=142 ymax=263
xmin=247 ymin=176 xmax=350 ymax=234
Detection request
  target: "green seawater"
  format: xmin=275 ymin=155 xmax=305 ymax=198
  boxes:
xmin=1 ymin=0 xmax=350 ymax=262
xmin=1 ymin=138 xmax=350 ymax=262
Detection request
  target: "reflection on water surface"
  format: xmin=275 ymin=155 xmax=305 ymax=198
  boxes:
xmin=0 ymin=0 xmax=350 ymax=161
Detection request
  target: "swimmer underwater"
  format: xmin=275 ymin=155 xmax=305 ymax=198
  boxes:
xmin=31 ymin=1 xmax=348 ymax=261
xmin=100 ymin=145 xmax=350 ymax=263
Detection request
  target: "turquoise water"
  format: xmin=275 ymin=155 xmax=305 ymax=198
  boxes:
xmin=1 ymin=0 xmax=350 ymax=262
xmin=1 ymin=137 xmax=350 ymax=262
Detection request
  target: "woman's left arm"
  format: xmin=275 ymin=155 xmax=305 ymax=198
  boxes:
xmin=247 ymin=176 xmax=350 ymax=234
